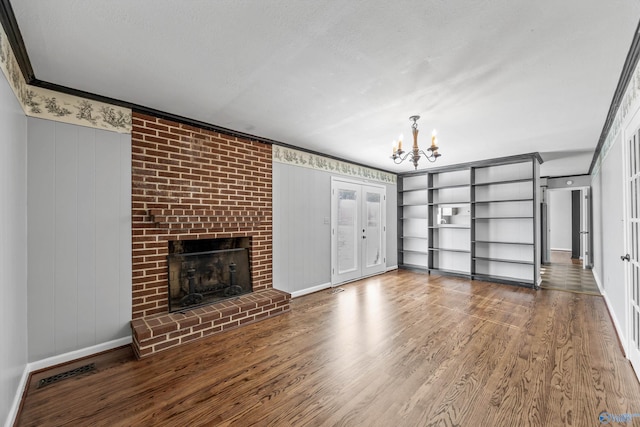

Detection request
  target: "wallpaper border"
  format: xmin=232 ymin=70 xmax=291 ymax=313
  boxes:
xmin=591 ymin=34 xmax=640 ymax=177
xmin=273 ymin=145 xmax=397 ymax=184
xmin=0 ymin=22 xmax=131 ymax=134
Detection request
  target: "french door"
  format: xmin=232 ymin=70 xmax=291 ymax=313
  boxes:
xmin=331 ymin=178 xmax=386 ymax=285
xmin=625 ymin=128 xmax=640 ymax=375
xmin=581 ymin=187 xmax=591 ymax=268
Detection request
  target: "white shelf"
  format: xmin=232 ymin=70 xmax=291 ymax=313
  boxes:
xmin=399 ymin=155 xmax=539 ymax=285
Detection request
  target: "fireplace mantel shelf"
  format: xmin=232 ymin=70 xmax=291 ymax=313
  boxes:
xmin=148 ymin=209 xmax=264 ymax=230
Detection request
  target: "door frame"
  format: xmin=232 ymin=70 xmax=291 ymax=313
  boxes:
xmin=330 ymin=177 xmax=387 ymax=286
xmin=622 ymin=108 xmax=640 ymax=376
xmin=545 ymin=186 xmax=592 ymax=267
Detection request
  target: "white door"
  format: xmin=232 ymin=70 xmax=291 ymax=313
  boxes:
xmin=362 ymin=186 xmax=386 ymax=277
xmin=581 ymin=188 xmax=591 ymax=268
xmin=331 ymin=179 xmax=386 ymax=285
xmin=625 ymin=128 xmax=640 ymax=375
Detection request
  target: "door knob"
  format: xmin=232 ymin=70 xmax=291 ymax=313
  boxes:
xmin=621 ymin=254 xmax=631 ymax=261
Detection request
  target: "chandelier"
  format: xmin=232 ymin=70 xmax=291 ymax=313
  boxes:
xmin=390 ymin=115 xmax=441 ymax=169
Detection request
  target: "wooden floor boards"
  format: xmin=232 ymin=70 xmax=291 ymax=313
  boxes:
xmin=16 ymin=270 xmax=640 ymax=426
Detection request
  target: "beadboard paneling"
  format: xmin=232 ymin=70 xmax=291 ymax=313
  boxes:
xmin=27 ymin=118 xmax=131 ymax=362
xmin=273 ymin=162 xmax=397 ymax=295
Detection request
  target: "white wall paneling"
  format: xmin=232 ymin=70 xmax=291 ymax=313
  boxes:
xmin=273 ymin=161 xmax=397 ymax=295
xmin=27 ymin=118 xmax=132 ymax=361
xmin=0 ymin=69 xmax=28 ymax=427
xmin=592 ymin=131 xmax=626 ymax=347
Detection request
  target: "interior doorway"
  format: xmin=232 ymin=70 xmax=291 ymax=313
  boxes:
xmin=545 ymin=187 xmax=591 ymax=269
xmin=331 ymin=178 xmax=386 ymax=285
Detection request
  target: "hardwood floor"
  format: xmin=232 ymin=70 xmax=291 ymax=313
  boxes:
xmin=541 ymin=251 xmax=600 ymax=295
xmin=17 ymin=270 xmax=640 ymax=426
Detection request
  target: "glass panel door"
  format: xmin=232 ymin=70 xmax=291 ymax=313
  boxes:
xmin=331 ymin=179 xmax=386 ymax=285
xmin=362 ymin=186 xmax=385 ymax=277
xmin=627 ymin=129 xmax=640 ymax=375
xmin=337 ymin=188 xmax=359 ymax=275
xmin=332 ymin=180 xmax=363 ymax=284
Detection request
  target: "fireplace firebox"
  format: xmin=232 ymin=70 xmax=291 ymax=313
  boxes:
xmin=167 ymin=237 xmax=252 ymax=313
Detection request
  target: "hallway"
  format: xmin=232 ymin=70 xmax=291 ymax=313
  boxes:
xmin=540 ymin=250 xmax=600 ymax=295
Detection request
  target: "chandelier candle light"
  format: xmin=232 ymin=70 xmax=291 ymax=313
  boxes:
xmin=391 ymin=115 xmax=441 ymax=169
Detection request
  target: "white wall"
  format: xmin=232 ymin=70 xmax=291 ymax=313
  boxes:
xmin=27 ymin=118 xmax=132 ymax=362
xmin=592 ymin=132 xmax=627 ymax=342
xmin=548 ymin=190 xmax=572 ymax=251
xmin=0 ymin=74 xmax=28 ymax=425
xmin=273 ymin=161 xmax=397 ymax=297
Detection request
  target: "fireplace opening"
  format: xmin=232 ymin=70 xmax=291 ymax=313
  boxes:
xmin=167 ymin=237 xmax=252 ymax=313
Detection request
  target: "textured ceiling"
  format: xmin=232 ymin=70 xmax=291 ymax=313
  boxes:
xmin=11 ymin=0 xmax=640 ymax=176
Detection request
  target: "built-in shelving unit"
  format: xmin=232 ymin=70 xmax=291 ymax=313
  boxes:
xmin=471 ymin=158 xmax=539 ymax=287
xmin=427 ymin=168 xmax=471 ymax=277
xmin=398 ymin=174 xmax=429 ymax=270
xmin=397 ymin=153 xmax=542 ymax=288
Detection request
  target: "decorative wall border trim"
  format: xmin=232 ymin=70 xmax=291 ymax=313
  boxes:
xmin=0 ymin=4 xmax=398 ymax=173
xmin=590 ymin=20 xmax=640 ymax=176
xmin=590 ymin=53 xmax=640 ymax=177
xmin=273 ymin=145 xmax=397 ymax=184
xmin=0 ymin=21 xmax=131 ymax=133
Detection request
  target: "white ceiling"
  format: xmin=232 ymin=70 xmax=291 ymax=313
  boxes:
xmin=11 ymin=0 xmax=640 ymax=176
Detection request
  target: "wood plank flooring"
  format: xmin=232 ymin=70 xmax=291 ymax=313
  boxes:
xmin=17 ymin=270 xmax=640 ymax=426
xmin=541 ymin=251 xmax=600 ymax=295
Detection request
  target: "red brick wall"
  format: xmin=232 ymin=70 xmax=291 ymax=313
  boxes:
xmin=131 ymin=112 xmax=273 ymax=319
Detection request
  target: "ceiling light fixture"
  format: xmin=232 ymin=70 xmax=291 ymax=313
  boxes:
xmin=391 ymin=115 xmax=441 ymax=169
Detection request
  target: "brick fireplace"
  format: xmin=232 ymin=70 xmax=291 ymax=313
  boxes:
xmin=129 ymin=112 xmax=290 ymax=358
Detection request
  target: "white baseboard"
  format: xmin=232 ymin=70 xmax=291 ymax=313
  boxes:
xmin=291 ymin=267 xmax=398 ymax=298
xmin=592 ymin=269 xmax=628 ymax=356
xmin=592 ymin=267 xmax=604 ymax=294
xmin=550 ymin=248 xmax=571 ymax=252
xmin=27 ymin=336 xmax=132 ymax=372
xmin=602 ymin=290 xmax=628 ymax=357
xmin=290 ymin=282 xmax=332 ymax=298
xmin=5 ymin=336 xmax=132 ymax=427
xmin=5 ymin=364 xmax=30 ymax=427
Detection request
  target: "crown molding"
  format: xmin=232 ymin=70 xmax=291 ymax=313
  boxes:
xmin=0 ymin=0 xmax=33 ymax=81
xmin=589 ymin=19 xmax=640 ymax=175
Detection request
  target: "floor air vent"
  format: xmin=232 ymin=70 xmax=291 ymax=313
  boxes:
xmin=328 ymin=288 xmax=344 ymax=294
xmin=37 ymin=363 xmax=96 ymax=388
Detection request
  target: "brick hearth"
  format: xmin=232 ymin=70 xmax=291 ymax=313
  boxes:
xmin=130 ymin=112 xmax=289 ymax=358
xmin=131 ymin=289 xmax=289 ymax=358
